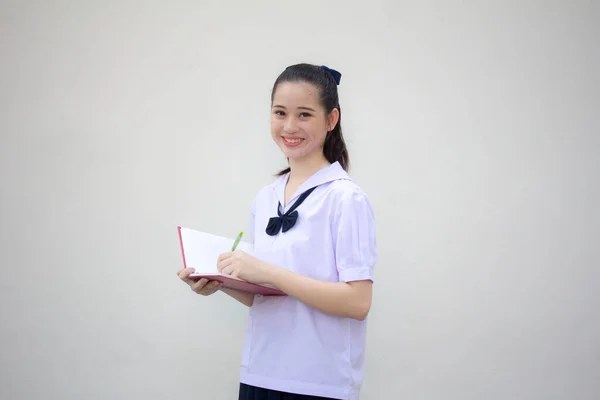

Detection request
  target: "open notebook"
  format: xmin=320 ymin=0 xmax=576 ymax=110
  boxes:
xmin=177 ymin=226 xmax=285 ymax=296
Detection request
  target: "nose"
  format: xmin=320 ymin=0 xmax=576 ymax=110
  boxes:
xmin=283 ymin=116 xmax=298 ymax=133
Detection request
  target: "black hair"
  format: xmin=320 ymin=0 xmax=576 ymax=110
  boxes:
xmin=270 ymin=63 xmax=349 ymax=176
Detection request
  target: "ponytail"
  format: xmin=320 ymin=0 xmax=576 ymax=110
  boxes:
xmin=323 ymin=104 xmax=349 ymax=171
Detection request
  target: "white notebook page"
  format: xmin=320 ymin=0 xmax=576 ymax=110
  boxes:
xmin=179 ymin=227 xmax=253 ymax=273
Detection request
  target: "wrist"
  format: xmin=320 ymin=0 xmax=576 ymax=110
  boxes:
xmin=260 ymin=261 xmax=282 ymax=286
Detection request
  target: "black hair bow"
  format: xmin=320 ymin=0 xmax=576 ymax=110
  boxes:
xmin=320 ymin=65 xmax=342 ymax=85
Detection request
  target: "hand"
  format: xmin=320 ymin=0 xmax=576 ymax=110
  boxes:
xmin=177 ymin=268 xmax=223 ymax=296
xmin=217 ymin=251 xmax=270 ymax=284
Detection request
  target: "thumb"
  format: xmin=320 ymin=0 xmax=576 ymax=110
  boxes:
xmin=178 ymin=267 xmax=195 ymax=278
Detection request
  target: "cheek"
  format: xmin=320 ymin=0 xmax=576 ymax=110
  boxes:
xmin=271 ymin=121 xmax=285 ymax=144
xmin=271 ymin=119 xmax=282 ymax=135
xmin=306 ymin=123 xmax=327 ymax=143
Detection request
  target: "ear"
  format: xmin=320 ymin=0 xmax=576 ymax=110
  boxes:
xmin=327 ymin=108 xmax=340 ymax=131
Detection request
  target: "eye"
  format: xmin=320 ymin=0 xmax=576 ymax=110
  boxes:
xmin=299 ymin=112 xmax=312 ymax=118
xmin=273 ymin=110 xmax=285 ymax=116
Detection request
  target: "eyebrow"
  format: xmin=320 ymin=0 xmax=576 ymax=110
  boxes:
xmin=273 ymin=105 xmax=316 ymax=112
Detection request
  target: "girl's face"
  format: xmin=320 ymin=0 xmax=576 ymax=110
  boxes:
xmin=271 ymin=81 xmax=338 ymax=164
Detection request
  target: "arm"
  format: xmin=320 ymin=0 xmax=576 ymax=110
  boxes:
xmin=217 ymin=187 xmax=376 ymax=317
xmin=220 ymin=287 xmax=254 ymax=307
xmin=264 ymin=265 xmax=372 ymax=320
xmin=270 ymin=188 xmax=376 ymax=320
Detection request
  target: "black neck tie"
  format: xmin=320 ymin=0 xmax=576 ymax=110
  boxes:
xmin=265 ymin=186 xmax=317 ymax=236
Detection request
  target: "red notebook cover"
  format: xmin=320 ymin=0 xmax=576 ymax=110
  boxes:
xmin=177 ymin=226 xmax=285 ymax=296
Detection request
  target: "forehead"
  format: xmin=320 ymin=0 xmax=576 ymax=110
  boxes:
xmin=273 ymin=81 xmax=321 ymax=107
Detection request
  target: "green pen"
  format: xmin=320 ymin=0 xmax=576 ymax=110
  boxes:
xmin=231 ymin=231 xmax=244 ymax=251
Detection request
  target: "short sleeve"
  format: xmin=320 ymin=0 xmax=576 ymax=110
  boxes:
xmin=332 ymin=188 xmax=377 ymax=283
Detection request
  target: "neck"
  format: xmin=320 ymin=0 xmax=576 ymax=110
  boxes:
xmin=288 ymin=152 xmax=330 ymax=184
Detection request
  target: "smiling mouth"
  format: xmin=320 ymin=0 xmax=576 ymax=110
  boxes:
xmin=282 ymin=137 xmax=304 ymax=147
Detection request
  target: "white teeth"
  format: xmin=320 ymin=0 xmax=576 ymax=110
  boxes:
xmin=284 ymin=138 xmax=302 ymax=143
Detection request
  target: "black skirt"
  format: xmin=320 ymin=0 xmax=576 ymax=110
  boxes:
xmin=238 ymin=383 xmax=340 ymax=400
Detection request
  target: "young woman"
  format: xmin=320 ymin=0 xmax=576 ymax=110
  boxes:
xmin=178 ymin=63 xmax=377 ymax=400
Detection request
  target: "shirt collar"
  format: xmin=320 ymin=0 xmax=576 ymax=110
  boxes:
xmin=273 ymin=161 xmax=351 ymax=208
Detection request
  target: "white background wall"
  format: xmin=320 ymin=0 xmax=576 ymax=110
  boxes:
xmin=1 ymin=1 xmax=598 ymax=399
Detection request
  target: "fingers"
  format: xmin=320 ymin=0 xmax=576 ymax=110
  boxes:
xmin=221 ymin=265 xmax=235 ymax=276
xmin=178 ymin=268 xmax=223 ymax=296
xmin=178 ymin=268 xmax=194 ymax=279
xmin=221 ymin=266 xmax=239 ymax=279
xmin=202 ymin=280 xmax=223 ymax=295
xmin=217 ymin=252 xmax=232 ymax=262
xmin=178 ymin=268 xmax=197 ymax=285
xmin=217 ymin=257 xmax=233 ymax=273
xmin=191 ymin=278 xmax=209 ymax=292
xmin=190 ymin=278 xmax=223 ymax=296
xmin=196 ymin=280 xmax=223 ymax=296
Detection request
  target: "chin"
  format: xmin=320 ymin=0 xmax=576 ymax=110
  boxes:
xmin=277 ymin=138 xmax=319 ymax=162
xmin=282 ymin=148 xmax=302 ymax=160
xmin=284 ymin=151 xmax=314 ymax=165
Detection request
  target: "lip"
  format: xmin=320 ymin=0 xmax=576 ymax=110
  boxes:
xmin=282 ymin=136 xmax=304 ymax=148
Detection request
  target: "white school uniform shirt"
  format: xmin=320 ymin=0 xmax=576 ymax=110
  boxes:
xmin=239 ymin=161 xmax=377 ymax=400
